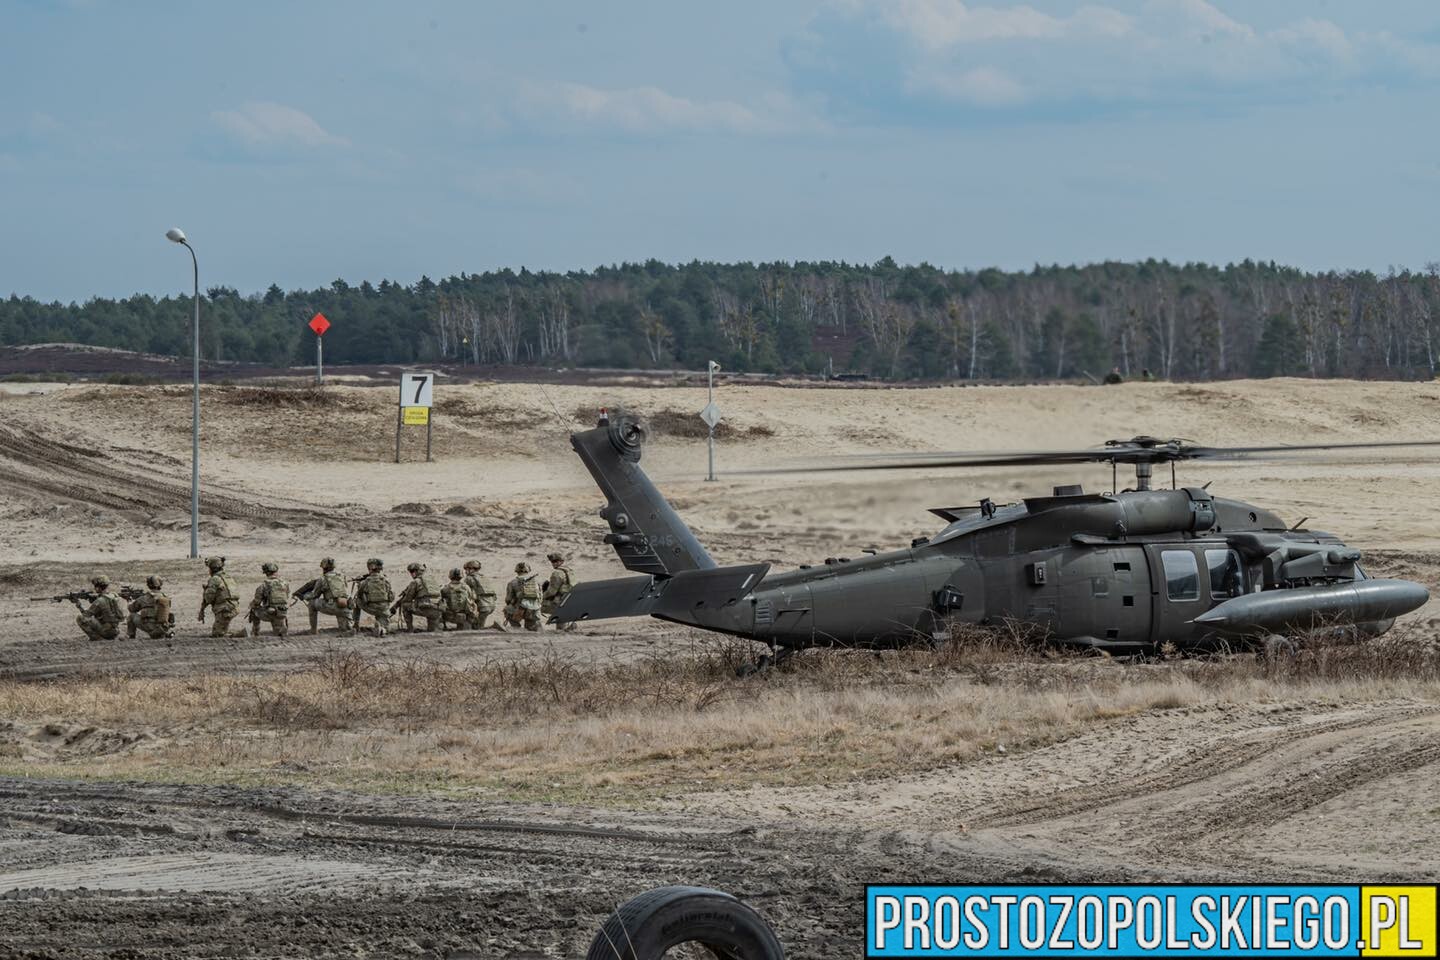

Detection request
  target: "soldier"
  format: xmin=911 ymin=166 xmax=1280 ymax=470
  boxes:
xmin=463 ymin=559 xmax=499 ymax=630
xmin=351 ymin=558 xmax=395 ymax=637
xmin=199 ymin=556 xmax=241 ymax=638
xmin=394 ymin=562 xmax=444 ymax=632
xmin=301 ymin=557 xmax=353 ymax=635
xmin=76 ymin=575 xmax=124 ymax=642
xmin=127 ymin=575 xmax=174 ymax=639
xmin=247 ymin=561 xmax=290 ymax=637
xmin=440 ymin=568 xmax=474 ymax=630
xmin=541 ymin=551 xmax=577 ymax=631
xmin=504 ymin=561 xmax=542 ymax=631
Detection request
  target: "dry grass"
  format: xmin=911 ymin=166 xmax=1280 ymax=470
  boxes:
xmin=2 ymin=630 xmax=1436 ymax=802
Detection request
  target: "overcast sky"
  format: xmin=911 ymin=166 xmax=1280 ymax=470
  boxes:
xmin=4 ymin=0 xmax=1439 ymax=302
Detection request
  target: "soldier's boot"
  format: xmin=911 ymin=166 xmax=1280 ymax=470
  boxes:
xmin=275 ymin=616 xmax=288 ymax=638
xmin=126 ymin=623 xmax=137 ymax=639
xmin=403 ymin=611 xmax=415 ymax=633
xmin=525 ymin=614 xmax=541 ymax=633
xmin=336 ymin=616 xmax=353 ymax=636
xmin=427 ymin=616 xmax=440 ymax=633
xmin=308 ymin=608 xmax=319 ymax=635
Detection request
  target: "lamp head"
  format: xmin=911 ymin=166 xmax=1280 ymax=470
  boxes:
xmin=165 ymin=228 xmax=187 ymax=244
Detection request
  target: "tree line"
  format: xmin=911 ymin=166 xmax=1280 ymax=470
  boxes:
xmin=4 ymin=258 xmax=1439 ymax=381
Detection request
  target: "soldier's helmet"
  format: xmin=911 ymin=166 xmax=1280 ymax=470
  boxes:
xmin=449 ymin=567 xmax=463 ymax=581
xmin=205 ymin=556 xmax=225 ymax=572
xmin=91 ymin=575 xmax=110 ymax=588
xmin=515 ymin=561 xmax=531 ymax=574
xmin=406 ymin=562 xmax=422 ymax=574
xmin=320 ymin=557 xmax=336 ymax=571
xmin=146 ymin=575 xmax=163 ymax=590
xmin=367 ymin=558 xmax=384 ymax=570
xmin=261 ymin=561 xmax=279 ymax=575
xmin=546 ymin=552 xmax=564 ymax=563
xmin=463 ymin=559 xmax=481 ymax=571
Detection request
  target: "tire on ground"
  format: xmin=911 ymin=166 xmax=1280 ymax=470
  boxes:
xmin=586 ymin=885 xmax=784 ymax=960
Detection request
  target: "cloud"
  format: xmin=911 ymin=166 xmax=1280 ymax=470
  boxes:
xmin=506 ymin=82 xmax=826 ymax=138
xmin=786 ymin=0 xmax=1440 ymax=123
xmin=211 ymin=101 xmax=348 ymax=149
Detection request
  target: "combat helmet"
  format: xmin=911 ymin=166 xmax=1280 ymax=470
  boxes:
xmin=463 ymin=559 xmax=481 ymax=571
xmin=205 ymin=556 xmax=226 ymax=572
xmin=367 ymin=557 xmax=384 ymax=570
xmin=91 ymin=574 xmax=110 ymax=589
xmin=449 ymin=567 xmax=463 ymax=581
xmin=320 ymin=557 xmax=336 ymax=571
xmin=406 ymin=562 xmax=423 ymax=574
xmin=261 ymin=561 xmax=279 ymax=575
xmin=546 ymin=552 xmax=565 ymax=563
xmin=146 ymin=575 xmax=163 ymax=590
xmin=515 ymin=561 xmax=531 ymax=575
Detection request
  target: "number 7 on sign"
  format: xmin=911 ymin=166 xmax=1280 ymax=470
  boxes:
xmin=399 ymin=373 xmax=434 ymax=408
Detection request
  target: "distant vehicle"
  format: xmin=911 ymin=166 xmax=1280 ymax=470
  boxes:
xmin=554 ymin=413 xmax=1432 ymax=668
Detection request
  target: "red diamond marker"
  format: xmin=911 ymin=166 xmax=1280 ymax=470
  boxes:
xmin=308 ymin=312 xmax=330 ymax=336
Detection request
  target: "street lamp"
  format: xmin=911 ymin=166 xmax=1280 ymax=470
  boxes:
xmin=166 ymin=227 xmax=201 ymax=560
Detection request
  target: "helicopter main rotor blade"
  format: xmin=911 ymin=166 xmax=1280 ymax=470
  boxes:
xmin=740 ymin=438 xmax=1440 ymax=475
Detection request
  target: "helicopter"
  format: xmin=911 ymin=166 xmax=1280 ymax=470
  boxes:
xmin=552 ymin=411 xmax=1433 ymax=660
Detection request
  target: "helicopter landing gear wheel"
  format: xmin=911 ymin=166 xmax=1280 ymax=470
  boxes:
xmin=735 ymin=653 xmax=773 ymax=678
xmin=585 ymin=885 xmax=784 ymax=960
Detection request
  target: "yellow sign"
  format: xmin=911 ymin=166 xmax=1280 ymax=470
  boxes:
xmin=1362 ymin=886 xmax=1437 ymax=956
xmin=402 ymin=406 xmax=430 ymax=426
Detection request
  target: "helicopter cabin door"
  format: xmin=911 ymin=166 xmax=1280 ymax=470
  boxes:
xmin=1143 ymin=544 xmax=1209 ymax=646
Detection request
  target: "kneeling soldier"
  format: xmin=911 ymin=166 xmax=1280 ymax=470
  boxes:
xmin=351 ymin=558 xmax=394 ymax=637
xmin=77 ymin=575 xmax=124 ymax=642
xmin=463 ymin=559 xmax=499 ymax=630
xmin=247 ymin=561 xmax=290 ymax=637
xmin=127 ymin=575 xmax=174 ymax=639
xmin=395 ymin=562 xmax=444 ymax=632
xmin=440 ymin=568 xmax=474 ymax=630
xmin=305 ymin=557 xmax=353 ymax=635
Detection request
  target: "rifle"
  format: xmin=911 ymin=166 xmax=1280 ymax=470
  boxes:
xmin=290 ymin=577 xmax=319 ymax=607
xmin=33 ymin=586 xmax=144 ymax=606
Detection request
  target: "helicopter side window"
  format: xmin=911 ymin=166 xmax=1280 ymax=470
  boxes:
xmin=1162 ymin=550 xmax=1200 ymax=602
xmin=1205 ymin=548 xmax=1244 ymax=599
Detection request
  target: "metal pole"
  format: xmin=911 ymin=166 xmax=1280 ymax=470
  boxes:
xmin=706 ymin=362 xmax=715 ymax=482
xmin=395 ymin=405 xmax=402 ymax=463
xmin=184 ymin=241 xmax=200 ymax=560
xmin=316 ymin=335 xmax=323 ymax=385
xmin=425 ymin=414 xmax=433 ymax=462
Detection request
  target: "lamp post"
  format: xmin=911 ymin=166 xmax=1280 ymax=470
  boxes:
xmin=165 ymin=227 xmax=200 ymax=559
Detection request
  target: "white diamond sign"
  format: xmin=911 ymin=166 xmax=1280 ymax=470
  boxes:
xmin=699 ymin=401 xmax=722 ymax=429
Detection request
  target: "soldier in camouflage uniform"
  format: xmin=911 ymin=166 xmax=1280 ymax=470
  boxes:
xmin=303 ymin=557 xmax=353 ymax=635
xmin=463 ymin=559 xmax=499 ymax=630
xmin=351 ymin=558 xmax=394 ymax=637
xmin=247 ymin=561 xmax=290 ymax=637
xmin=76 ymin=575 xmax=124 ymax=642
xmin=127 ymin=574 xmax=174 ymax=639
xmin=504 ymin=561 xmax=543 ymax=632
xmin=439 ymin=568 xmax=474 ymax=630
xmin=199 ymin=556 xmax=241 ymax=638
xmin=395 ymin=562 xmax=444 ymax=632
xmin=541 ymin=551 xmax=576 ymax=630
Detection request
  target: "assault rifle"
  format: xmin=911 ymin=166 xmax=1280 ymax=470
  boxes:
xmin=290 ymin=577 xmax=319 ymax=607
xmin=33 ymin=586 xmax=144 ymax=606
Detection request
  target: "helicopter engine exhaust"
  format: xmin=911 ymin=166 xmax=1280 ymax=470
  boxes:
xmin=1192 ymin=579 xmax=1429 ymax=633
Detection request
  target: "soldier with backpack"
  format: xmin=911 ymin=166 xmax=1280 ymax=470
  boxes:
xmin=463 ymin=559 xmax=499 ymax=630
xmin=504 ymin=561 xmax=543 ymax=632
xmin=127 ymin=574 xmax=174 ymax=639
xmin=440 ymin=568 xmax=474 ymax=630
xmin=301 ymin=557 xmax=354 ymax=635
xmin=76 ymin=575 xmax=124 ymax=642
xmin=351 ymin=558 xmax=395 ymax=637
xmin=247 ymin=561 xmax=290 ymax=637
xmin=199 ymin=556 xmax=241 ymax=638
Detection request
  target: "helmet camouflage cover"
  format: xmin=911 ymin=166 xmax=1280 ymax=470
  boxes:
xmin=320 ymin=557 xmax=336 ymax=571
xmin=91 ymin=574 xmax=110 ymax=588
xmin=146 ymin=575 xmax=163 ymax=589
xmin=449 ymin=567 xmax=463 ymax=580
xmin=261 ymin=561 xmax=279 ymax=575
xmin=205 ymin=556 xmax=226 ymax=571
xmin=546 ymin=552 xmax=564 ymax=563
xmin=406 ymin=562 xmax=422 ymax=574
xmin=367 ymin=558 xmax=383 ymax=569
xmin=463 ymin=559 xmax=481 ymax=571
xmin=515 ymin=561 xmax=530 ymax=574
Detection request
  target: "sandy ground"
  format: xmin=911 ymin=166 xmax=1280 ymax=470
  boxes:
xmin=1 ymin=376 xmax=1438 ymax=957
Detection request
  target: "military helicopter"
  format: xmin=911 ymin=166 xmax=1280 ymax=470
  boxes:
xmin=552 ymin=411 xmax=1433 ymax=660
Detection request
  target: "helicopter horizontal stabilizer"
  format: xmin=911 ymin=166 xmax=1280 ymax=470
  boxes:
xmin=1193 ymin=578 xmax=1428 ymax=632
xmin=553 ymin=562 xmax=770 ymax=625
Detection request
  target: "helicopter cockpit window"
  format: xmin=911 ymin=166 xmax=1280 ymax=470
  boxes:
xmin=1205 ymin=548 xmax=1244 ymax=599
xmin=1162 ymin=550 xmax=1200 ymax=601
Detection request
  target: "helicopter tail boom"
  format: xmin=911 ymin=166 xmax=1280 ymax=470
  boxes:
xmin=553 ymin=562 xmax=771 ymax=627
